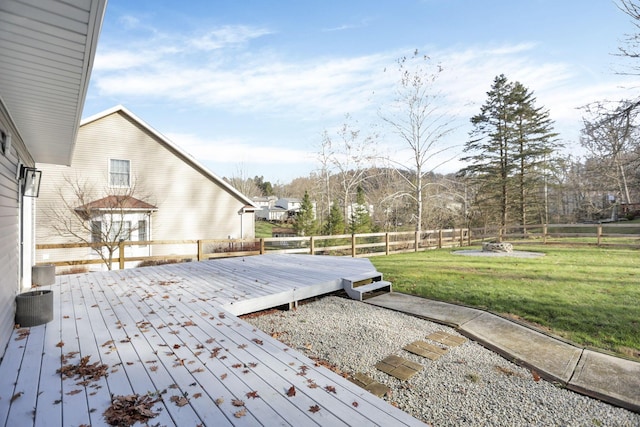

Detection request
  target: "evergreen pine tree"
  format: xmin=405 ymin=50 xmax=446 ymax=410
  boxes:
xmin=323 ymin=200 xmax=345 ymax=235
xmin=349 ymin=186 xmax=372 ymax=233
xmin=293 ymin=191 xmax=316 ymax=236
xmin=461 ymin=75 xmax=559 ymax=232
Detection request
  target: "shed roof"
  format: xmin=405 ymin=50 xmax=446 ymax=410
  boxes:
xmin=76 ymin=195 xmax=158 ymax=212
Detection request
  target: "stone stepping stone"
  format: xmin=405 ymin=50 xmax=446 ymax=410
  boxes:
xmin=403 ymin=340 xmax=448 ymax=361
xmin=427 ymin=331 xmax=467 ymax=347
xmin=348 ymin=372 xmax=391 ymax=397
xmin=375 ymin=355 xmax=423 ymax=381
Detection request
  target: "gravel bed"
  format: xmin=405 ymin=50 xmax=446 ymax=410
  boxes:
xmin=244 ymin=296 xmax=640 ymax=427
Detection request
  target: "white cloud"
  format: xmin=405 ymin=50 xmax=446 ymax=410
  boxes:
xmin=164 ymin=132 xmax=316 ymax=166
xmin=91 ymin=19 xmax=640 ymax=180
xmin=188 ymin=25 xmax=273 ymax=50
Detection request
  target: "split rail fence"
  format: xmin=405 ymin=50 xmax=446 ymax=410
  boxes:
xmin=36 ymin=223 xmax=640 ymax=271
xmin=36 ymin=228 xmax=470 ymax=270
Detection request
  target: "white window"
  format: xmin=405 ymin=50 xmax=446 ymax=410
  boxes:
xmin=138 ymin=220 xmax=147 ymax=241
xmin=91 ymin=221 xmax=102 ymax=243
xmin=108 ymin=221 xmax=131 ymax=241
xmin=110 ymin=159 xmax=130 ymax=187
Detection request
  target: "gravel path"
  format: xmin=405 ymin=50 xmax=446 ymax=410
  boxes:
xmin=244 ymin=296 xmax=640 ymax=427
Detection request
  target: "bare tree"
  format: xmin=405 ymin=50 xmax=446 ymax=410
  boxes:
xmin=320 ymin=115 xmax=379 ymax=229
xmin=43 ymin=175 xmax=155 ymax=270
xmin=580 ymin=101 xmax=639 ymax=206
xmin=380 ymin=50 xmax=457 ymax=232
xmin=225 ymin=164 xmax=261 ymax=197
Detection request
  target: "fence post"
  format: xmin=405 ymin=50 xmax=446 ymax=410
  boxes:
xmin=543 ymin=224 xmax=548 ymax=244
xmin=260 ymin=238 xmax=265 ymax=255
xmin=385 ymin=233 xmax=390 ymax=256
xmin=310 ymin=236 xmax=315 ymax=255
xmin=197 ymin=240 xmax=203 ymax=261
xmin=467 ymin=228 xmax=471 ymax=246
xmin=459 ymin=228 xmax=464 ymax=247
xmin=351 ymin=234 xmax=356 ymax=257
xmin=597 ymin=225 xmax=602 ymax=246
xmin=119 ymin=241 xmax=125 ymax=270
xmin=438 ymin=229 xmax=443 ymax=248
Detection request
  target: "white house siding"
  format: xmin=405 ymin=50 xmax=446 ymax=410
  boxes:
xmin=36 ymin=109 xmax=255 ymax=269
xmin=0 ymin=111 xmax=35 ymax=358
xmin=0 ymin=138 xmax=19 ymax=357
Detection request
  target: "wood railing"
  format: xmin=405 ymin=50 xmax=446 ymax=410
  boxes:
xmin=36 ymin=228 xmax=470 ymax=269
xmin=469 ymin=223 xmax=640 ymax=248
xmin=37 ymin=223 xmax=640 ymax=271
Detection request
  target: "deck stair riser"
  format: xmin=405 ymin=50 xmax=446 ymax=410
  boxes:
xmin=342 ymin=272 xmax=392 ymax=301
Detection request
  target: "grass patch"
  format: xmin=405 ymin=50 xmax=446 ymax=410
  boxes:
xmin=255 ymin=221 xmax=275 ymax=238
xmin=370 ymin=245 xmax=640 ymax=359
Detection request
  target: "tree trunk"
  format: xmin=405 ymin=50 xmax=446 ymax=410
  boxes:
xmin=416 ymin=170 xmax=422 ymax=233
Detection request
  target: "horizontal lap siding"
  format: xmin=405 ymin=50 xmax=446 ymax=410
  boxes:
xmin=0 ymin=141 xmax=19 ymax=358
xmin=37 ymin=111 xmax=251 ymax=267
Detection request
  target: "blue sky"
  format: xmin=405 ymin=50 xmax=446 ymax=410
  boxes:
xmin=83 ymin=0 xmax=640 ymax=183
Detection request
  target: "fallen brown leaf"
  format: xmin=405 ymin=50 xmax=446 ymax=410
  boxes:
xmin=309 ymin=405 xmax=321 ymax=413
xmin=170 ymin=395 xmax=189 ymax=407
xmin=103 ymin=393 xmax=161 ymax=426
xmin=286 ymin=386 xmax=296 ymax=397
xmin=531 ymin=370 xmax=541 ymax=382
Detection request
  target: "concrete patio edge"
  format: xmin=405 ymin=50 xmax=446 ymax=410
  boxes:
xmin=365 ymin=292 xmax=640 ymax=414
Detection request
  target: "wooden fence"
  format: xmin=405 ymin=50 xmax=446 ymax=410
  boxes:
xmin=36 ymin=228 xmax=470 ymax=270
xmin=469 ymin=223 xmax=640 ymax=248
xmin=37 ymin=223 xmax=640 ymax=272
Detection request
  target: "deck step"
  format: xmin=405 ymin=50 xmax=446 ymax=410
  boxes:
xmin=342 ymin=272 xmax=392 ymax=301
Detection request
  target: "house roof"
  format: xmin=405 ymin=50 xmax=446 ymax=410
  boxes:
xmin=0 ymin=0 xmax=107 ymax=165
xmin=76 ymin=195 xmax=158 ymax=212
xmin=80 ymin=105 xmax=257 ymax=208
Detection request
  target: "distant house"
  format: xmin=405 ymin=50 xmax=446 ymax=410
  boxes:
xmin=252 ymin=195 xmax=277 ymax=209
xmin=36 ymin=106 xmax=256 ymax=270
xmin=252 ymin=196 xmax=285 ymax=221
xmin=0 ymin=0 xmax=107 ymax=357
xmin=256 ymin=206 xmax=289 ymax=221
xmin=255 ymin=197 xmax=317 ymax=221
xmin=276 ymin=197 xmax=303 ymax=211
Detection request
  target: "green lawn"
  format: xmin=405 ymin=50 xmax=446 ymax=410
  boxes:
xmin=370 ymin=245 xmax=640 ymax=359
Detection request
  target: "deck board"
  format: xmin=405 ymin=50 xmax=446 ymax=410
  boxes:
xmin=34 ymin=284 xmax=63 ymax=427
xmin=0 ymin=254 xmax=423 ymax=427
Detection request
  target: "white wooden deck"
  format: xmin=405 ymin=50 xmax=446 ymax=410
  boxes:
xmin=0 ymin=254 xmax=423 ymax=427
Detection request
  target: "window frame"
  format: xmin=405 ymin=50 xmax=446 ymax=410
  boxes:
xmin=137 ymin=219 xmax=147 ymax=242
xmin=108 ymin=220 xmax=131 ymax=242
xmin=90 ymin=221 xmax=102 ymax=243
xmin=109 ymin=158 xmax=131 ymax=188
